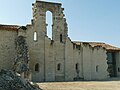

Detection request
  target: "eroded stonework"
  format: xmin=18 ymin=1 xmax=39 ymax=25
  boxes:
xmin=0 ymin=1 xmax=120 ymax=82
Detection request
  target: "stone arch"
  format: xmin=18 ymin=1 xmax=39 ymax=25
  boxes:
xmin=32 ymin=1 xmax=68 ymax=42
xmin=45 ymin=7 xmax=54 ymax=14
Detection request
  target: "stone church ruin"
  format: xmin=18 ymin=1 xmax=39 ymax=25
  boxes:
xmin=0 ymin=0 xmax=120 ymax=82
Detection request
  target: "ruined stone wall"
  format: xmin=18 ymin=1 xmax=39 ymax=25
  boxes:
xmin=26 ymin=1 xmax=68 ymax=82
xmin=65 ymin=40 xmax=108 ymax=81
xmin=0 ymin=1 xmax=117 ymax=83
xmin=44 ymin=37 xmax=55 ymax=81
xmin=0 ymin=30 xmax=17 ymax=70
xmin=82 ymin=43 xmax=108 ymax=80
xmin=82 ymin=44 xmax=93 ymax=80
xmin=26 ymin=1 xmax=109 ymax=82
xmin=26 ymin=25 xmax=45 ymax=82
xmin=73 ymin=43 xmax=83 ymax=80
xmin=65 ymin=38 xmax=74 ymax=81
xmin=0 ymin=27 xmax=109 ymax=82
xmin=91 ymin=47 xmax=108 ymax=80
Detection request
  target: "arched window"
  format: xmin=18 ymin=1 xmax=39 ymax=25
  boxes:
xmin=33 ymin=31 xmax=37 ymax=41
xmin=35 ymin=63 xmax=39 ymax=72
xmin=46 ymin=11 xmax=52 ymax=39
xmin=57 ymin=63 xmax=61 ymax=71
xmin=60 ymin=34 xmax=63 ymax=42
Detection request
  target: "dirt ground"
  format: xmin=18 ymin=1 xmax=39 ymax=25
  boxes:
xmin=38 ymin=80 xmax=120 ymax=90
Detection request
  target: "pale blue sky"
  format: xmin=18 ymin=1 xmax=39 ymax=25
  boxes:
xmin=0 ymin=0 xmax=120 ymax=47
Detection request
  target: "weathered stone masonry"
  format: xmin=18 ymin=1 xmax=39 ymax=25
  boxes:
xmin=0 ymin=1 xmax=120 ymax=82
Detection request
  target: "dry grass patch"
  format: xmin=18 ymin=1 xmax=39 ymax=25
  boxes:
xmin=38 ymin=81 xmax=120 ymax=90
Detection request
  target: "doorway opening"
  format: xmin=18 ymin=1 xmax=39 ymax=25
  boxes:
xmin=107 ymin=52 xmax=117 ymax=77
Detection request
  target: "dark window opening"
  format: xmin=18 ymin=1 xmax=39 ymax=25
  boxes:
xmin=118 ymin=67 xmax=120 ymax=72
xmin=73 ymin=44 xmax=75 ymax=49
xmin=35 ymin=63 xmax=39 ymax=72
xmin=57 ymin=63 xmax=61 ymax=71
xmin=76 ymin=45 xmax=80 ymax=50
xmin=60 ymin=34 xmax=63 ymax=42
xmin=107 ymin=52 xmax=117 ymax=77
xmin=96 ymin=65 xmax=99 ymax=72
xmin=76 ymin=63 xmax=79 ymax=71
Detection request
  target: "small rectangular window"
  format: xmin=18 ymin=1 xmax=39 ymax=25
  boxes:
xmin=34 ymin=31 xmax=37 ymax=41
xmin=35 ymin=63 xmax=39 ymax=72
xmin=60 ymin=34 xmax=63 ymax=42
xmin=118 ymin=67 xmax=120 ymax=72
xmin=76 ymin=63 xmax=79 ymax=70
xmin=57 ymin=63 xmax=61 ymax=71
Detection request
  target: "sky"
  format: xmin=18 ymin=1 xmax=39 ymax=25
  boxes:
xmin=0 ymin=0 xmax=120 ymax=47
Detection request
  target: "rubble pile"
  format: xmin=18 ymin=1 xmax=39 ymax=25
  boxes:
xmin=0 ymin=35 xmax=42 ymax=90
xmin=0 ymin=69 xmax=41 ymax=90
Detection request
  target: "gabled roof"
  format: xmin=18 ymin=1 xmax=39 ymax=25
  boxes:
xmin=0 ymin=24 xmax=19 ymax=31
xmin=73 ymin=41 xmax=120 ymax=51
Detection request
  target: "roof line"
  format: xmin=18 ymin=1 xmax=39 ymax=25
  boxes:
xmin=36 ymin=0 xmax=62 ymax=5
xmin=0 ymin=24 xmax=20 ymax=31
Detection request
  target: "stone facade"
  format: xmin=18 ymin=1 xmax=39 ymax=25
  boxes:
xmin=0 ymin=1 xmax=120 ymax=82
xmin=0 ymin=26 xmax=18 ymax=70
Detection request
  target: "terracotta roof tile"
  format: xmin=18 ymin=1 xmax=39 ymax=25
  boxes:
xmin=73 ymin=41 xmax=120 ymax=51
xmin=89 ymin=42 xmax=120 ymax=51
xmin=0 ymin=24 xmax=19 ymax=31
